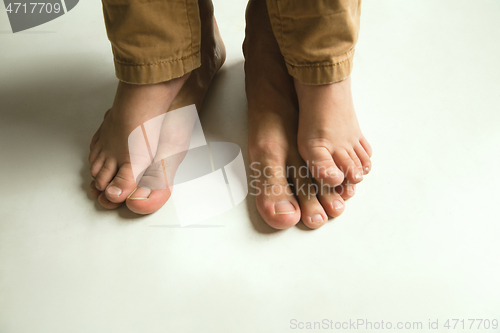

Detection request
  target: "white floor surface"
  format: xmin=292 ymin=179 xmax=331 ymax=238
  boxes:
xmin=1 ymin=0 xmax=500 ymax=332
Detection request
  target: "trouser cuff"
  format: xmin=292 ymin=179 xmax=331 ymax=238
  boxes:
xmin=114 ymin=52 xmax=201 ymax=85
xmin=286 ymin=48 xmax=355 ymax=85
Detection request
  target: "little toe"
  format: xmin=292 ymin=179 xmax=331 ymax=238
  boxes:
xmin=298 ymin=144 xmax=344 ymax=187
xmin=354 ymin=144 xmax=372 ymax=175
xmin=317 ymin=185 xmax=346 ymax=218
xmin=332 ymin=149 xmax=363 ymax=184
xmin=104 ymin=163 xmax=137 ymax=203
xmin=94 ymin=159 xmax=117 ymax=192
xmin=360 ymin=137 xmax=373 ymax=157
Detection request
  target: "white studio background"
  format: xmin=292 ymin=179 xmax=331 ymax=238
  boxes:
xmin=0 ymin=0 xmax=499 ymax=332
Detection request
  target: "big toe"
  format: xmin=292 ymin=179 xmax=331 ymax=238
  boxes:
xmin=256 ymin=189 xmax=301 ymax=230
xmin=125 ymin=161 xmax=172 ymax=215
xmin=251 ymin=157 xmax=301 ymax=229
xmin=126 ymin=188 xmax=171 ymax=215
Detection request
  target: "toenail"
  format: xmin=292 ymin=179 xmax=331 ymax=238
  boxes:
xmin=333 ymin=200 xmax=343 ymax=210
xmin=107 ymin=186 xmax=122 ymax=196
xmin=364 ymin=166 xmax=370 ymax=173
xmin=274 ymin=201 xmax=296 ymax=215
xmin=355 ymin=172 xmax=363 ymax=180
xmin=128 ymin=187 xmax=151 ymax=200
xmin=348 ymin=185 xmax=356 ymax=195
xmin=311 ymin=214 xmax=324 ymax=223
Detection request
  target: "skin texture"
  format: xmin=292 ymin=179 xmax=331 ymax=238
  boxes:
xmin=89 ymin=0 xmax=371 ymax=228
xmin=89 ymin=0 xmax=226 ymax=213
xmin=244 ymin=0 xmax=371 ymax=229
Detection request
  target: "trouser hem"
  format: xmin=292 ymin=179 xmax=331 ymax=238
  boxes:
xmin=286 ymin=48 xmax=354 ymax=85
xmin=114 ymin=51 xmax=201 ymax=85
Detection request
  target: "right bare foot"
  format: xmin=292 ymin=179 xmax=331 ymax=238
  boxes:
xmin=244 ymin=0 xmax=356 ymax=229
xmin=89 ymin=0 xmax=226 ymax=213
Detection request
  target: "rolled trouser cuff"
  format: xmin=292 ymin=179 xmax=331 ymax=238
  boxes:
xmin=285 ymin=47 xmax=354 ymax=85
xmin=266 ymin=0 xmax=361 ymax=85
xmin=102 ymin=0 xmax=201 ymax=85
xmin=114 ymin=52 xmax=201 ymax=85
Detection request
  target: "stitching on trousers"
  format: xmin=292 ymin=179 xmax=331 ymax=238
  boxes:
xmin=114 ymin=52 xmax=200 ymax=67
xmin=286 ymin=48 xmax=355 ymax=68
xmin=287 ymin=59 xmax=351 ymax=69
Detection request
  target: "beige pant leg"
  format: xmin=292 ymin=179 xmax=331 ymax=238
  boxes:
xmin=102 ymin=0 xmax=202 ymax=84
xmin=266 ymin=0 xmax=362 ymax=85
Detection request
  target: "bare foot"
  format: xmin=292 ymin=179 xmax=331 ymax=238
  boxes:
xmin=89 ymin=76 xmax=188 ymax=209
xmin=295 ymin=76 xmax=372 ymax=188
xmin=244 ymin=0 xmax=357 ymax=229
xmin=89 ymin=0 xmax=226 ymax=213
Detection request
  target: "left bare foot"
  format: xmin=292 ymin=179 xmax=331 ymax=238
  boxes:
xmin=295 ymin=77 xmax=373 ymax=189
xmin=244 ymin=0 xmax=360 ymax=229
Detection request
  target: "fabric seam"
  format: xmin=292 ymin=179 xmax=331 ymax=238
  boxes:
xmin=286 ymin=48 xmax=354 ymax=68
xmin=114 ymin=52 xmax=200 ymax=67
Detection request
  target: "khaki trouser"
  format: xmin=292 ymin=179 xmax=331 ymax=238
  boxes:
xmin=102 ymin=0 xmax=361 ymax=85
